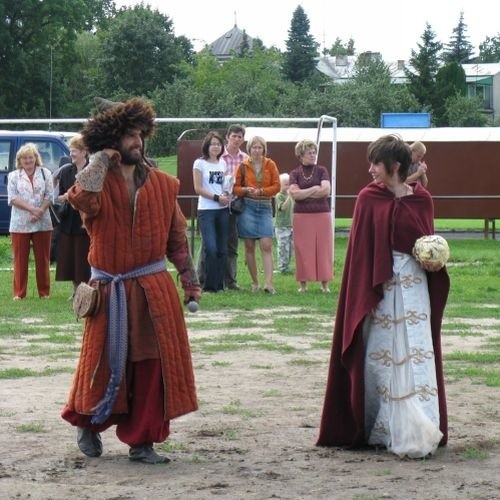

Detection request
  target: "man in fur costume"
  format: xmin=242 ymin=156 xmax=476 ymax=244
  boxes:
xmin=61 ymin=97 xmax=200 ymax=464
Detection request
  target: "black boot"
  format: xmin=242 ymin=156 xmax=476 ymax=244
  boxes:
xmin=129 ymin=444 xmax=170 ymax=464
xmin=77 ymin=427 xmax=103 ymax=457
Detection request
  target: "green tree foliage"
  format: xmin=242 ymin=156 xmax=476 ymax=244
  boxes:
xmin=442 ymin=11 xmax=474 ymax=63
xmin=282 ymin=6 xmax=319 ymax=83
xmin=324 ymin=38 xmax=355 ymax=56
xmin=98 ymin=5 xmax=193 ymax=96
xmin=81 ymin=0 xmax=116 ymax=30
xmin=330 ymin=54 xmax=418 ymax=127
xmin=444 ymin=95 xmax=488 ymax=126
xmin=62 ymin=32 xmax=104 ymax=118
xmin=150 ymin=46 xmax=291 ymax=154
xmin=478 ymin=34 xmax=500 ymax=62
xmin=1 ymin=2 xmax=496 ymax=136
xmin=406 ymin=23 xmax=442 ymax=115
xmin=0 ymin=0 xmax=90 ymax=117
xmin=148 ymin=79 xmax=204 ymax=156
xmin=276 ymin=78 xmax=339 ymax=121
xmin=434 ymin=62 xmax=466 ymax=125
xmin=239 ymin=31 xmax=251 ymax=58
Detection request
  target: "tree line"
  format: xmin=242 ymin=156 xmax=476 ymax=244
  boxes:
xmin=1 ymin=2 xmax=499 ymax=155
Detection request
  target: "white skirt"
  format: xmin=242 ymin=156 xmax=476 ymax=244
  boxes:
xmin=363 ymin=252 xmax=443 ymax=458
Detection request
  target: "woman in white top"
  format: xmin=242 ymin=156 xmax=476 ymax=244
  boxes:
xmin=193 ymin=131 xmax=230 ymax=292
xmin=8 ymin=143 xmax=54 ymax=299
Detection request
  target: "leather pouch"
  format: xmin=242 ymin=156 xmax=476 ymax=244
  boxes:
xmin=73 ymin=282 xmax=100 ymax=319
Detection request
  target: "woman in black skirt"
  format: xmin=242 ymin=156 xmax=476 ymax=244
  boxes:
xmin=55 ymin=134 xmax=90 ymax=298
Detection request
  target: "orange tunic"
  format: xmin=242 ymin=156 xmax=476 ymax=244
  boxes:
xmin=233 ymin=157 xmax=280 ymax=199
xmin=66 ymin=166 xmax=197 ymax=420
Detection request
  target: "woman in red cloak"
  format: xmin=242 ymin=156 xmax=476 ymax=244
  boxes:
xmin=317 ymin=135 xmax=449 ymax=458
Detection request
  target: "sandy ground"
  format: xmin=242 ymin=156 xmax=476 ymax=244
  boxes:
xmin=1 ymin=308 xmax=499 ymax=500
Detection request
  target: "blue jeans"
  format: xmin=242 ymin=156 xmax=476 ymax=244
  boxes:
xmin=198 ymin=208 xmax=229 ymax=291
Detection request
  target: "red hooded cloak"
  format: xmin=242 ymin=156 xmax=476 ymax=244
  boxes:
xmin=317 ymin=182 xmax=449 ymax=447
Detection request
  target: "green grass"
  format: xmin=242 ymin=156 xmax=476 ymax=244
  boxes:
xmin=444 ymin=366 xmax=500 ymax=387
xmin=156 ymin=155 xmax=177 ymax=176
xmin=15 ymin=422 xmax=47 ymax=433
xmin=157 ymin=440 xmax=187 ymax=452
xmin=461 ymin=447 xmax=490 ymax=459
xmin=445 ymin=352 xmax=499 ymax=363
xmin=222 ymin=399 xmax=259 ymax=418
xmin=212 ymin=360 xmax=232 ymax=367
xmin=0 ymin=366 xmax=74 ymax=379
xmin=287 ymin=358 xmax=323 ymax=367
xmin=262 ymin=389 xmax=282 ymax=397
xmin=223 ymin=429 xmax=239 ymax=441
xmin=0 ymin=229 xmax=498 ymax=387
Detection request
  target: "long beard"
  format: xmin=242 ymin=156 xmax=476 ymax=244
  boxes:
xmin=118 ymin=145 xmax=142 ymax=166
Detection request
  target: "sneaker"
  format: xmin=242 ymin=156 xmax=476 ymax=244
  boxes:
xmin=129 ymin=444 xmax=170 ymax=464
xmin=77 ymin=427 xmax=102 ymax=457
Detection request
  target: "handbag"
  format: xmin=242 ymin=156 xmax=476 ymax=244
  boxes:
xmin=230 ymin=163 xmax=246 ymax=215
xmin=49 ymin=201 xmax=70 ymax=228
xmin=230 ymin=196 xmax=245 ymax=215
xmin=73 ymin=282 xmax=101 ymax=319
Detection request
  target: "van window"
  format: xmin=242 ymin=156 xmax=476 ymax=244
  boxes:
xmin=0 ymin=141 xmax=11 ymax=172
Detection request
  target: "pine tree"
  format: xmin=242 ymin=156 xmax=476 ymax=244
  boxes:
xmin=282 ymin=6 xmax=319 ymax=83
xmin=239 ymin=31 xmax=250 ymax=58
xmin=442 ymin=11 xmax=474 ymax=63
xmin=406 ymin=23 xmax=443 ymax=113
xmin=434 ymin=61 xmax=466 ymax=125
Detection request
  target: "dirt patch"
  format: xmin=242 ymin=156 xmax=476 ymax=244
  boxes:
xmin=1 ymin=310 xmax=499 ymax=499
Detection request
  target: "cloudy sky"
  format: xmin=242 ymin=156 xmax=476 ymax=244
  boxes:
xmin=114 ymin=0 xmax=499 ymax=61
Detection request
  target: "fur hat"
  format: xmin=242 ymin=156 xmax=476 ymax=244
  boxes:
xmin=82 ymin=97 xmax=156 ymax=154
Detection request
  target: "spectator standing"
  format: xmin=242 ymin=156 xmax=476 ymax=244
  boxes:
xmin=8 ymin=143 xmax=53 ymax=299
xmin=233 ymin=136 xmax=280 ymax=293
xmin=197 ymin=124 xmax=248 ymax=290
xmin=289 ymin=140 xmax=333 ymax=293
xmin=50 ymin=155 xmax=72 ymax=263
xmin=61 ymin=97 xmax=200 ymax=464
xmin=274 ymin=173 xmax=294 ymax=273
xmin=55 ymin=134 xmax=91 ymax=298
xmin=317 ymin=134 xmax=449 ymax=458
xmin=407 ymin=141 xmax=429 ymax=187
xmin=193 ymin=131 xmax=230 ymax=292
xmin=221 ymin=124 xmax=248 ymax=290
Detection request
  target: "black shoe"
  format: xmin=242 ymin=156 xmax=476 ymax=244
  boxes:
xmin=129 ymin=445 xmax=170 ymax=464
xmin=77 ymin=427 xmax=102 ymax=457
xmin=226 ymin=283 xmax=241 ymax=291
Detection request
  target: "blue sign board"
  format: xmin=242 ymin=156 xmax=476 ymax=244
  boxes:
xmin=380 ymin=112 xmax=431 ymax=128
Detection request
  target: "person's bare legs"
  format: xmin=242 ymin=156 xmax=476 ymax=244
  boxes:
xmin=321 ymin=281 xmax=330 ymax=292
xmin=298 ymin=281 xmax=307 ymax=292
xmin=260 ymin=237 xmax=274 ymax=291
xmin=244 ymin=239 xmax=259 ymax=290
